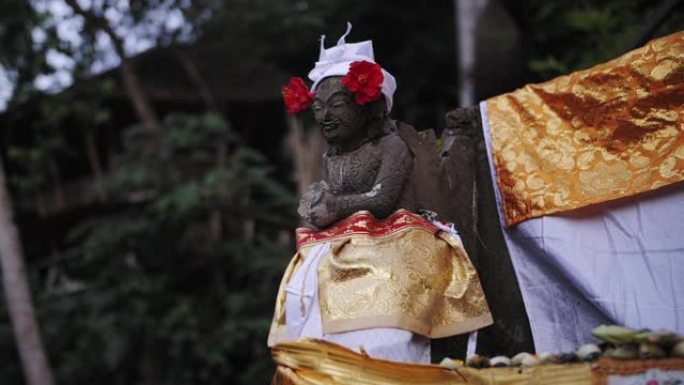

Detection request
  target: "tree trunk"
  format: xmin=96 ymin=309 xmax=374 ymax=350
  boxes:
xmin=209 ymin=143 xmax=227 ymax=241
xmin=627 ymin=0 xmax=683 ymax=50
xmin=48 ymin=158 xmax=66 ymax=212
xmin=64 ymin=0 xmax=158 ymax=128
xmin=454 ymin=0 xmax=489 ymax=107
xmin=0 ymin=159 xmax=55 ymax=385
xmin=83 ymin=128 xmax=105 ymax=200
xmin=173 ymin=52 xmax=226 ymax=241
xmin=118 ymin=58 xmax=159 ymax=128
xmin=284 ymin=116 xmax=325 ymax=197
xmin=174 ymin=51 xmax=219 ymax=112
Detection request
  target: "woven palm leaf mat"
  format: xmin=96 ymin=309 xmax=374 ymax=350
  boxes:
xmin=271 ymin=339 xmax=684 ymax=385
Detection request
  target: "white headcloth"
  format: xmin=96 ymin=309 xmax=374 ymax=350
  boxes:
xmin=307 ymin=22 xmax=397 ymax=112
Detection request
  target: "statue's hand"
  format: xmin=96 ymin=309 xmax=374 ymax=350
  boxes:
xmin=298 ymin=181 xmax=333 ymax=227
xmin=309 ymin=187 xmax=336 ymax=229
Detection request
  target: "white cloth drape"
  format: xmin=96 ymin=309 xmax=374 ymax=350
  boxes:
xmin=480 ymin=101 xmax=684 ymax=353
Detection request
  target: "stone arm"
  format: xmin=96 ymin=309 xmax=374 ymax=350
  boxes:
xmin=311 ymin=136 xmax=412 ymax=228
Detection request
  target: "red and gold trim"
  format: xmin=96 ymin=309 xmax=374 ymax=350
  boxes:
xmin=295 ymin=209 xmax=437 ymax=249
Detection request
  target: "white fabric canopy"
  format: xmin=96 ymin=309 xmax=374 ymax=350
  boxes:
xmin=480 ymin=101 xmax=684 ymax=353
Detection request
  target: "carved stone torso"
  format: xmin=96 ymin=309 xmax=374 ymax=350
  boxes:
xmin=323 ymin=132 xmax=419 ymax=218
xmin=325 ymin=141 xmax=381 ymax=195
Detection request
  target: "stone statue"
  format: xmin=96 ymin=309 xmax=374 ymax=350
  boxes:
xmin=297 ymin=77 xmax=419 ymax=229
xmin=269 ymin=24 xmax=492 ymax=365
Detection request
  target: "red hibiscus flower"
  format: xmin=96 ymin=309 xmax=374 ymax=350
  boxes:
xmin=342 ymin=61 xmax=384 ymax=105
xmin=282 ymin=77 xmax=314 ymax=114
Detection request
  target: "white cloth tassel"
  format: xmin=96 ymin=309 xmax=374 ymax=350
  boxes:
xmin=318 ymin=35 xmax=327 ymax=61
xmin=466 ymin=331 xmax=478 ymax=357
xmin=337 ymin=21 xmax=352 ymax=45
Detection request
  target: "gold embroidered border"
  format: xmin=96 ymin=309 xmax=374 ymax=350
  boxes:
xmin=591 ymin=357 xmax=684 ymax=385
xmin=295 ymin=209 xmax=437 ymax=249
xmin=323 ymin=312 xmax=493 ymax=339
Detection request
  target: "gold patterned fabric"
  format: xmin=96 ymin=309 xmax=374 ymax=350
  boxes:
xmin=267 ymin=210 xmax=492 ymax=346
xmin=486 ymin=32 xmax=684 ymax=226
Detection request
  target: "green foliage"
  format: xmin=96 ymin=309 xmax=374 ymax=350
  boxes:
xmin=515 ymin=0 xmax=684 ymax=80
xmin=191 ymin=0 xmax=459 ymax=127
xmin=6 ymin=78 xmax=115 ymax=210
xmin=0 ymin=0 xmax=59 ymax=107
xmin=528 ymin=56 xmax=569 ymax=77
xmin=6 ymin=134 xmax=68 ymax=196
xmin=31 ymin=114 xmax=296 ymax=384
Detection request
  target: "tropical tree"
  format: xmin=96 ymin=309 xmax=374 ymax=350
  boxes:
xmin=0 ymin=160 xmax=55 ymax=385
xmin=31 ymin=113 xmax=296 ymax=384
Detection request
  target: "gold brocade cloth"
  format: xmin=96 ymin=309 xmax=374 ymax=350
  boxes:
xmin=271 ymin=339 xmax=684 ymax=385
xmin=267 ymin=210 xmax=492 ymax=346
xmin=486 ymin=32 xmax=684 ymax=226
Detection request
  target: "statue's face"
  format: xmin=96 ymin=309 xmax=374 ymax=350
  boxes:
xmin=311 ymin=77 xmax=367 ymax=149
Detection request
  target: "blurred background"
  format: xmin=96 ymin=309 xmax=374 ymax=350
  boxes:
xmin=0 ymin=0 xmax=682 ymax=384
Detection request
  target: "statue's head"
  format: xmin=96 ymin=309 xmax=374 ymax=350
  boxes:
xmin=312 ymin=77 xmax=366 ymax=148
xmin=311 ymin=76 xmax=390 ymax=152
xmin=282 ymin=23 xmax=396 ymax=151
